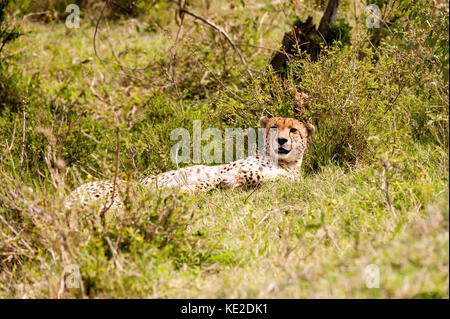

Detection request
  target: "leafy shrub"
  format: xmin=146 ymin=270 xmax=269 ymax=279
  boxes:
xmin=0 ymin=0 xmax=22 ymax=54
xmin=0 ymin=0 xmax=24 ymax=145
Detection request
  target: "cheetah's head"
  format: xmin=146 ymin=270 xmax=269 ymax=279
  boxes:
xmin=259 ymin=116 xmax=315 ymax=166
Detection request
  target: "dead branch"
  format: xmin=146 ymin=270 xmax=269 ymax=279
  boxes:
xmin=177 ymin=5 xmax=253 ymax=79
xmin=380 ymin=157 xmax=397 ymax=219
xmin=1 ymin=114 xmax=17 ymax=166
xmin=99 ymin=126 xmax=121 ymax=223
xmin=18 ymin=99 xmax=26 ymax=177
xmin=93 ymin=0 xmax=109 ymax=68
xmin=236 ymin=42 xmax=292 ymax=55
xmin=0 ymin=209 xmax=34 ymax=254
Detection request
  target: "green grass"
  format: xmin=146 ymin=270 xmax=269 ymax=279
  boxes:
xmin=0 ymin=0 xmax=448 ymax=298
xmin=1 ymin=141 xmax=447 ymax=298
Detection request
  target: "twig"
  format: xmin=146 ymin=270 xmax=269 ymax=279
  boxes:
xmin=236 ymin=42 xmax=292 ymax=55
xmin=177 ymin=5 xmax=253 ymax=79
xmin=109 ymin=0 xmax=133 ymax=15
xmin=0 ymin=211 xmax=34 ymax=254
xmin=1 ymin=114 xmax=17 ymax=166
xmin=99 ymin=127 xmax=121 ymax=223
xmin=22 ymin=11 xmax=52 ymax=21
xmin=93 ymin=0 xmax=109 ymax=69
xmin=324 ymin=225 xmax=341 ymax=252
xmin=19 ymin=99 xmax=26 ymax=177
xmin=164 ymin=3 xmax=186 ymax=113
xmin=92 ymin=0 xmax=154 ymax=74
xmin=0 ymin=45 xmax=28 ymax=60
xmin=383 ymin=81 xmax=405 ymax=114
xmin=257 ymin=205 xmax=300 ymax=225
xmin=381 ymin=158 xmax=396 ymax=219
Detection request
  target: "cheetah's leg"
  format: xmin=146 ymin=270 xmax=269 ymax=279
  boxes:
xmin=179 ymin=176 xmax=222 ymax=192
xmin=218 ymin=168 xmax=264 ymax=189
xmin=220 ymin=166 xmax=293 ymax=189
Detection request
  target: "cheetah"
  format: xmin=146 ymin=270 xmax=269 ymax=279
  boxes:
xmin=64 ymin=116 xmax=315 ymax=209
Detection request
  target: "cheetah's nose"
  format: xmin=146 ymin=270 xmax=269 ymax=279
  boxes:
xmin=276 ymin=137 xmax=288 ymax=145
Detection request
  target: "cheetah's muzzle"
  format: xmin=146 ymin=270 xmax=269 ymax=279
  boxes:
xmin=276 ymin=147 xmax=291 ymax=155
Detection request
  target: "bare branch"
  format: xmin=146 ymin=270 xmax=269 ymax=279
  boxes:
xmin=99 ymin=126 xmax=121 ymax=223
xmin=236 ymin=42 xmax=292 ymax=55
xmin=18 ymin=99 xmax=26 ymax=177
xmin=177 ymin=5 xmax=253 ymax=79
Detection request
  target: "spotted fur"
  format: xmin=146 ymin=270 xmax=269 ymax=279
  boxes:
xmin=64 ymin=116 xmax=315 ymax=209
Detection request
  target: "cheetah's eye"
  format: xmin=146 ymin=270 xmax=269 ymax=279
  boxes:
xmin=290 ymin=128 xmax=298 ymax=133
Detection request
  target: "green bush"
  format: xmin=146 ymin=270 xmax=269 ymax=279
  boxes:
xmin=1 ymin=0 xmax=23 ymax=110
xmin=0 ymin=0 xmax=22 ymax=55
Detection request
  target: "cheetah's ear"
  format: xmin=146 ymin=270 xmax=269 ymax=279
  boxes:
xmin=259 ymin=116 xmax=269 ymax=128
xmin=305 ymin=123 xmax=315 ymax=139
